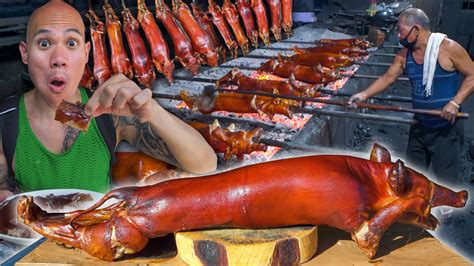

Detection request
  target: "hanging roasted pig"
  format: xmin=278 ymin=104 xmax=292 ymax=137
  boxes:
xmin=18 ymin=143 xmax=468 ymax=261
xmin=172 ymin=0 xmax=219 ymax=67
xmin=251 ymin=0 xmax=270 ymax=46
xmin=235 ymin=0 xmax=259 ymax=49
xmin=266 ymin=0 xmax=282 ymax=41
xmin=121 ymin=1 xmax=156 ymax=88
xmin=188 ymin=119 xmax=267 ymax=160
xmin=86 ymin=9 xmax=112 ymax=85
xmin=180 ymin=86 xmax=293 ymax=119
xmin=103 ymin=1 xmax=134 ymax=79
xmin=155 ymin=0 xmax=201 ymax=75
xmin=281 ymin=0 xmax=292 ymax=38
xmin=222 ymin=0 xmax=250 ymax=55
xmin=258 ymin=57 xmax=341 ymax=85
xmin=191 ymin=1 xmax=227 ymax=63
xmin=137 ymin=0 xmax=174 ymax=85
xmin=208 ymin=0 xmax=239 ymax=59
xmin=216 ymin=68 xmax=318 ymax=97
xmin=79 ymin=64 xmax=94 ymax=90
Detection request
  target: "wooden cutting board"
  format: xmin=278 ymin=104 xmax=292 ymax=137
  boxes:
xmin=175 ymin=226 xmax=317 ymax=265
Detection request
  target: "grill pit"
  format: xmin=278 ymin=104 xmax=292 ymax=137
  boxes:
xmin=153 ymin=24 xmax=379 ymax=163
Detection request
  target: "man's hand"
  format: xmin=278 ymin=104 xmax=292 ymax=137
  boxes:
xmin=441 ymin=101 xmax=459 ymax=124
xmin=0 ymin=189 xmax=13 ymax=202
xmin=348 ymin=92 xmax=368 ymax=108
xmin=85 ymin=74 xmax=156 ymax=123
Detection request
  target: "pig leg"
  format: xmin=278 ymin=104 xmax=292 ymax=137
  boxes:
xmin=397 ymin=212 xmax=439 ymax=230
xmin=351 ymin=196 xmax=429 ymax=258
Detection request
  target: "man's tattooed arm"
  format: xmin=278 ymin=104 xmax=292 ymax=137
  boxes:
xmin=63 ymin=126 xmax=80 ymax=152
xmin=117 ymin=116 xmax=181 ymax=166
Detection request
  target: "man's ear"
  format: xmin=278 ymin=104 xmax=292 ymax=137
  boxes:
xmin=85 ymin=41 xmax=91 ymax=64
xmin=19 ymin=41 xmax=28 ymax=65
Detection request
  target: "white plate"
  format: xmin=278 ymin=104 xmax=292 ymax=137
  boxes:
xmin=0 ymin=189 xmax=108 ymax=246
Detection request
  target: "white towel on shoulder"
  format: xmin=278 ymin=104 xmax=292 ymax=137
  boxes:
xmin=423 ymin=33 xmax=447 ymax=97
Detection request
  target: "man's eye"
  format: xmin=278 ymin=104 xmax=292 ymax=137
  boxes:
xmin=38 ymin=40 xmax=50 ymax=48
xmin=67 ymin=40 xmax=78 ymax=47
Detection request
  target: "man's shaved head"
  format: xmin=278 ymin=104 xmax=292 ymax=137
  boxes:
xmin=27 ymin=1 xmax=85 ymax=43
xmin=19 ymin=0 xmax=90 ymax=107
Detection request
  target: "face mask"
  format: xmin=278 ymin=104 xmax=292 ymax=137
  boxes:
xmin=399 ymin=26 xmax=418 ymax=50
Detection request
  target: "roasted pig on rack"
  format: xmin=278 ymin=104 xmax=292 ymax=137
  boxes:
xmin=86 ymin=9 xmax=112 ymax=85
xmin=292 ymin=45 xmax=369 ymax=57
xmin=216 ymin=68 xmax=318 ymax=97
xmin=55 ymin=101 xmax=91 ymax=131
xmin=180 ymin=87 xmax=293 ymax=119
xmin=258 ymin=57 xmax=340 ymax=85
xmin=172 ymin=0 xmax=219 ymax=67
xmin=188 ymin=119 xmax=267 ymax=160
xmin=155 ymin=0 xmax=201 ymax=75
xmin=103 ymin=1 xmax=134 ymax=79
xmin=288 ymin=52 xmax=355 ymax=69
xmin=316 ymin=38 xmax=371 ymax=49
xmin=122 ymin=1 xmax=156 ymax=88
xmin=18 ymin=144 xmax=468 ymax=261
xmin=112 ymin=152 xmax=176 ymax=186
xmin=137 ymin=0 xmax=174 ymax=84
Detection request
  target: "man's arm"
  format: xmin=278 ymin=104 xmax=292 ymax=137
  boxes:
xmin=348 ymin=49 xmax=407 ymax=104
xmin=86 ymin=74 xmax=217 ymax=174
xmin=440 ymin=39 xmax=474 ymax=123
xmin=0 ymin=140 xmax=13 ymax=202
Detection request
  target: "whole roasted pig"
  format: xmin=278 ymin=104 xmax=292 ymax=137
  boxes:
xmin=188 ymin=119 xmax=267 ymax=160
xmin=180 ymin=87 xmax=294 ymax=119
xmin=18 ymin=144 xmax=467 ymax=261
xmin=258 ymin=57 xmax=340 ymax=85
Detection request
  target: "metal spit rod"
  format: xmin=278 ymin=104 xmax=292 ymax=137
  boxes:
xmin=259 ymin=138 xmax=338 ymax=153
xmin=163 ymin=106 xmax=284 ymax=132
xmin=154 ymin=80 xmax=413 ymax=103
xmin=171 ymin=71 xmax=410 ymax=84
xmin=294 ymin=107 xmax=414 ymax=124
xmin=152 ymin=92 xmax=415 ymax=124
xmin=260 ymin=47 xmax=396 ymax=57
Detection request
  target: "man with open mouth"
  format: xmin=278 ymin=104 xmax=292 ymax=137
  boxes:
xmin=0 ymin=1 xmax=217 ymax=200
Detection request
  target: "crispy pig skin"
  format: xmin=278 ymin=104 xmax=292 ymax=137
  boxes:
xmin=54 ymin=101 xmax=91 ymax=131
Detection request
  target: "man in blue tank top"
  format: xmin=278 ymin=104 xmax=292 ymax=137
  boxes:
xmin=349 ymin=8 xmax=474 ymax=187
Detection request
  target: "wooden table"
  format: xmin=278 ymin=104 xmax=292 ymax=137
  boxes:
xmin=16 ymin=224 xmax=469 ymax=265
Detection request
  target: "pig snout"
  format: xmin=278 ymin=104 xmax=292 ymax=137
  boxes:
xmin=431 ymin=185 xmax=468 ymax=208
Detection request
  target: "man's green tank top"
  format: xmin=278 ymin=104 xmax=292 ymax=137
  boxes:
xmin=15 ymin=88 xmax=111 ymax=193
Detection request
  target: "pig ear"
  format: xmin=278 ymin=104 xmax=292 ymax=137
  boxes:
xmin=388 ymin=159 xmax=410 ymax=195
xmin=370 ymin=143 xmax=391 ymax=163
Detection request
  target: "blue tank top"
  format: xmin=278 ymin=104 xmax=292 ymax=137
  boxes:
xmin=405 ymin=51 xmax=460 ymax=128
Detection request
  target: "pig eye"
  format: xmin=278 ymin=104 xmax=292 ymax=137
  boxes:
xmin=38 ymin=40 xmax=50 ymax=48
